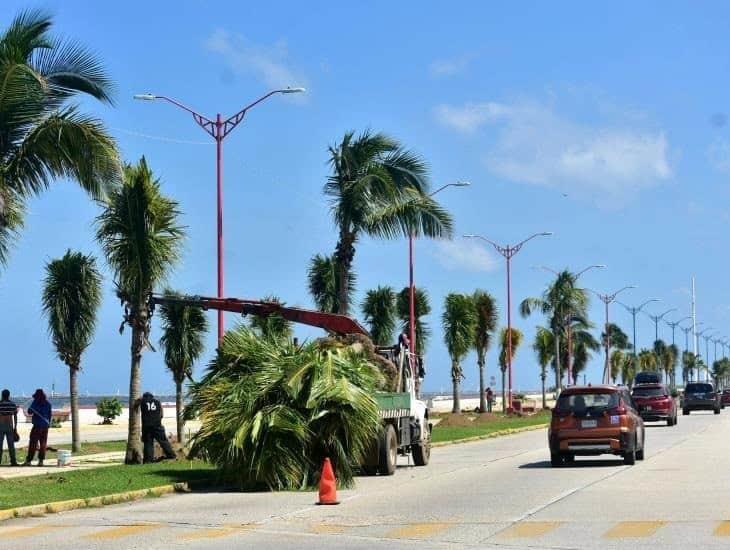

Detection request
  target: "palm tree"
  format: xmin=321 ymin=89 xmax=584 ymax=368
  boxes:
xmin=396 ymin=286 xmax=432 ymax=356
xmin=601 ymin=323 xmax=631 ymax=352
xmin=442 ymin=293 xmax=477 ymax=414
xmin=158 ymin=290 xmax=208 ymax=444
xmin=571 ymin=330 xmax=600 ymax=384
xmin=249 ymin=295 xmax=293 ymax=341
xmin=41 ymin=250 xmax=102 ymax=453
xmin=0 ymin=10 xmax=120 ymax=268
xmin=621 ymin=354 xmax=637 ymax=387
xmin=610 ymin=350 xmax=625 ymax=384
xmin=307 ymin=253 xmax=352 ymax=313
xmin=473 ymin=290 xmax=498 ymax=412
xmin=532 ymin=327 xmax=553 ymax=409
xmin=637 ymin=349 xmax=658 ymax=372
xmin=662 ymin=344 xmax=679 ymax=388
xmin=325 ymin=130 xmax=452 ymax=314
xmin=361 ymin=286 xmax=397 ymax=345
xmin=682 ymin=351 xmax=697 ymax=384
xmin=96 ymin=158 xmax=185 ymax=464
xmin=498 ymin=327 xmax=524 ymax=410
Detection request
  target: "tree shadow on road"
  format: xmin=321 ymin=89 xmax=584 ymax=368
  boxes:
xmin=519 ymin=459 xmax=624 ymax=469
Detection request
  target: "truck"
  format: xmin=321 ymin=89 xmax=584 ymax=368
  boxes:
xmin=149 ymin=294 xmax=431 ymax=476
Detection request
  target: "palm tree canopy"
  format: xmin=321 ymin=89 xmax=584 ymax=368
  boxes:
xmin=307 ymin=253 xmax=351 ymax=313
xmin=95 ymin=157 xmax=185 ymax=305
xmin=0 ymin=10 xmax=120 ymax=266
xmin=442 ymin=293 xmax=477 ymax=364
xmin=637 ymin=349 xmax=659 ymax=371
xmin=158 ymin=289 xmax=209 ymax=383
xmin=498 ymin=327 xmax=524 ymax=371
xmin=532 ymin=327 xmax=554 ymax=374
xmin=41 ymin=250 xmax=102 ymax=368
xmin=601 ymin=323 xmax=631 ymax=350
xmin=248 ymin=295 xmax=293 ymax=342
xmin=610 ymin=349 xmax=625 ymax=381
xmin=397 ymin=286 xmax=431 ymax=354
xmin=571 ymin=330 xmax=600 ymax=377
xmin=361 ymin=286 xmax=397 ymax=346
xmin=473 ymin=289 xmax=498 ymax=362
xmin=520 ymin=270 xmax=588 ymax=336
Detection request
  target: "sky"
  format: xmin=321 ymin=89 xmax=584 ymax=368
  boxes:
xmin=3 ymin=1 xmax=730 ymax=397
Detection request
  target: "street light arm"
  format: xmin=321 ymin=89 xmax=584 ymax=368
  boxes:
xmin=463 ymin=234 xmax=504 ymax=254
xmin=637 ymin=298 xmax=661 ymax=312
xmin=430 ymin=181 xmax=470 ymax=197
xmin=668 ymin=316 xmax=692 ymax=328
xmin=135 ymin=94 xmax=216 ymax=136
xmin=221 ymin=87 xmax=305 ymax=137
xmin=576 ymin=264 xmax=607 ymax=277
xmin=515 ymin=232 xmax=553 ymax=250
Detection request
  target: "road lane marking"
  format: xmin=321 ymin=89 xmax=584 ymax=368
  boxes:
xmin=714 ymin=521 xmax=730 ymax=536
xmin=0 ymin=525 xmax=60 ymax=539
xmin=603 ymin=521 xmax=665 ymax=538
xmin=385 ymin=522 xmax=451 ymax=539
xmin=83 ymin=523 xmax=162 ymax=540
xmin=498 ymin=521 xmax=561 ymax=538
xmin=179 ymin=524 xmax=253 ymax=541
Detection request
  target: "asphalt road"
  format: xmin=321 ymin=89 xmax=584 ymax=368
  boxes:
xmin=2 ymin=410 xmax=730 ymax=549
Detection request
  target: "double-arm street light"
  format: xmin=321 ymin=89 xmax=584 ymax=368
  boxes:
xmin=645 ymin=308 xmax=677 ymax=343
xmin=617 ymin=298 xmax=661 ymax=359
xmin=408 ymin=182 xmax=470 ymax=364
xmin=535 ymin=264 xmax=606 ymax=384
xmin=666 ymin=316 xmax=692 ymax=349
xmin=586 ymin=286 xmax=636 ymax=384
xmin=464 ymin=232 xmax=553 ymax=411
xmin=696 ymin=327 xmax=714 ymax=381
xmin=134 ymin=87 xmax=306 ymax=342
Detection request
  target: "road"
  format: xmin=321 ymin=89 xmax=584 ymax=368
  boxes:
xmin=2 ymin=410 xmax=729 ymax=549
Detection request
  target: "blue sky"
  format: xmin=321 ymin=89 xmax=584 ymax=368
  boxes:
xmin=3 ymin=1 xmax=730 ymax=396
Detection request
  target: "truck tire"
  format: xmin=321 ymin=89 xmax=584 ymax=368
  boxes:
xmin=378 ymin=424 xmax=397 ymax=475
xmin=412 ymin=431 xmax=431 ymax=467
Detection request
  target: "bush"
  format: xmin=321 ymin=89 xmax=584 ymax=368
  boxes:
xmin=188 ymin=326 xmax=383 ymax=490
xmin=50 ymin=417 xmax=62 ymax=429
xmin=96 ymin=397 xmax=122 ymax=425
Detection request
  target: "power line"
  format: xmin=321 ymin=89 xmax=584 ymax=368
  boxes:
xmin=112 ymin=127 xmax=214 ymax=146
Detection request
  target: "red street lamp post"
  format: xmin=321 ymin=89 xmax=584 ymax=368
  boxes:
xmin=134 ymin=87 xmax=306 ymax=343
xmin=464 ymin=232 xmax=552 ymax=412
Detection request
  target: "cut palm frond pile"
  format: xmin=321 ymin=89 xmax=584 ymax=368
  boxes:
xmin=188 ymin=326 xmax=383 ymax=490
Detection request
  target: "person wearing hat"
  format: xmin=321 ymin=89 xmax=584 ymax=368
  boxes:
xmin=0 ymin=389 xmax=19 ymax=466
xmin=24 ymin=389 xmax=51 ymax=466
xmin=140 ymin=392 xmax=176 ymax=463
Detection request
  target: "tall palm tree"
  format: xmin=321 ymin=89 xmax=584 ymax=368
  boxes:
xmin=396 ymin=286 xmax=431 ymax=355
xmin=325 ymin=130 xmax=452 ymax=314
xmin=442 ymin=293 xmax=477 ymax=414
xmin=637 ymin=349 xmax=658 ymax=372
xmin=661 ymin=343 xmax=679 ymax=387
xmin=96 ymin=158 xmax=185 ymax=464
xmin=249 ymin=295 xmax=293 ymax=342
xmin=473 ymin=290 xmax=498 ymax=412
xmin=41 ymin=250 xmax=102 ymax=453
xmin=621 ymin=354 xmax=636 ymax=387
xmin=361 ymin=286 xmax=397 ymax=345
xmin=571 ymin=330 xmax=600 ymax=384
xmin=601 ymin=323 xmax=631 ymax=352
xmin=532 ymin=327 xmax=553 ymax=409
xmin=158 ymin=290 xmax=208 ymax=444
xmin=682 ymin=351 xmax=697 ymax=384
xmin=307 ymin=253 xmax=352 ymax=313
xmin=610 ymin=350 xmax=625 ymax=384
xmin=0 ymin=10 xmax=120 ymax=268
xmin=498 ymin=327 xmax=524 ymax=410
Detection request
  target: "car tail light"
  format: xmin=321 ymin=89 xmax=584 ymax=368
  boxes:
xmin=609 ymin=398 xmax=627 ymax=415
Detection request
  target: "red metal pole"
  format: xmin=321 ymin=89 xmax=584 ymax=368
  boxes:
xmin=604 ymin=300 xmax=610 ymax=384
xmin=408 ymin=232 xmax=416 ymax=377
xmin=506 ymin=251 xmax=513 ymax=413
xmin=567 ymin=322 xmax=572 ymax=385
xmin=216 ymin=114 xmax=224 ymax=344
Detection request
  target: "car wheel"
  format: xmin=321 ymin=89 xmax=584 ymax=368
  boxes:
xmin=667 ymin=416 xmax=673 ymax=427
xmin=715 ymin=407 xmax=721 ymax=415
xmin=636 ymin=439 xmax=645 ymax=461
xmin=550 ymin=452 xmax=563 ymax=467
xmin=623 ymin=438 xmax=637 ymax=465
xmin=683 ymin=409 xmax=689 ymax=416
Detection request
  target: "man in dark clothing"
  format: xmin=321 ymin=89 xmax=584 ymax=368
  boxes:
xmin=140 ymin=392 xmax=176 ymax=464
xmin=486 ymin=387 xmax=494 ymax=413
xmin=0 ymin=389 xmax=19 ymax=466
xmin=24 ymin=389 xmax=51 ymax=466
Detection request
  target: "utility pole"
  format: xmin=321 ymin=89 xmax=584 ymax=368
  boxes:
xmin=586 ymin=286 xmax=636 ymax=384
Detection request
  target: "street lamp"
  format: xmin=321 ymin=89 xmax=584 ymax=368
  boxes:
xmin=586 ymin=286 xmax=636 ymax=384
xmin=534 ymin=264 xmax=606 ymax=384
xmin=696 ymin=327 xmax=714 ymax=382
xmin=464 ymin=232 xmax=553 ymax=410
xmin=645 ymin=307 xmax=677 ymax=343
xmin=134 ymin=87 xmax=306 ymax=343
xmin=617 ymin=298 xmax=661 ymax=359
xmin=408 ymin=181 xmax=470 ymax=364
xmin=665 ymin=315 xmax=691 ymax=387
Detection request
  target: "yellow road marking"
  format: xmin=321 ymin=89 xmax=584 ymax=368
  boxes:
xmin=714 ymin=521 xmax=730 ymax=536
xmin=386 ymin=522 xmax=451 ymax=539
xmin=499 ymin=521 xmax=561 ymax=538
xmin=179 ymin=524 xmax=254 ymax=541
xmin=0 ymin=526 xmax=60 ymax=539
xmin=310 ymin=523 xmax=347 ymax=535
xmin=604 ymin=521 xmax=666 ymax=538
xmin=84 ymin=523 xmax=161 ymax=540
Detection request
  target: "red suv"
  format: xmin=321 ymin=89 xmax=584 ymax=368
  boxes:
xmin=721 ymin=389 xmax=730 ymax=408
xmin=632 ymin=384 xmax=677 ymax=426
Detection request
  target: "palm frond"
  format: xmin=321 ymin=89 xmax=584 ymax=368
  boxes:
xmin=248 ymin=294 xmax=293 ymax=342
xmin=158 ymin=289 xmax=209 ymax=384
xmin=396 ymin=286 xmax=431 ymax=354
xmin=442 ymin=293 xmax=477 ymax=367
xmin=498 ymin=327 xmax=524 ymax=371
xmin=361 ymin=286 xmax=397 ymax=346
xmin=473 ymin=289 xmax=498 ymax=361
xmin=307 ymin=253 xmax=354 ymax=313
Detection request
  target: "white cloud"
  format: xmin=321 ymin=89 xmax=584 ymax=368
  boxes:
xmin=433 ymin=239 xmax=499 ymax=273
xmin=707 ymin=139 xmax=730 ymax=173
xmin=434 ymin=99 xmax=672 ymax=202
xmin=205 ymin=29 xmax=307 ymax=93
xmin=429 ymin=54 xmax=473 ymax=78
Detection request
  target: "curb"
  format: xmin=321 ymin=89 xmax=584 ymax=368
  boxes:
xmin=0 ymin=480 xmax=210 ymax=522
xmin=431 ymin=422 xmax=549 ymax=448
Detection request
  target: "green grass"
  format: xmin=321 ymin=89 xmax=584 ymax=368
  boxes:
xmin=0 ymin=460 xmax=216 ymax=509
xmin=431 ymin=411 xmax=550 ymax=444
xmin=2 ymin=440 xmax=127 ymax=464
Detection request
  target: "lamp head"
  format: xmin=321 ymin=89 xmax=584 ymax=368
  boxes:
xmin=133 ymin=93 xmax=157 ymax=101
xmin=281 ymin=87 xmax=306 ymax=94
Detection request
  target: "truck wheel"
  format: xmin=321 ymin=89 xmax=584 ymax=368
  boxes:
xmin=412 ymin=434 xmax=431 ymax=467
xmin=378 ymin=424 xmax=397 ymax=475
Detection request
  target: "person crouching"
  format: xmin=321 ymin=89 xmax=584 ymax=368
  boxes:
xmin=141 ymin=392 xmax=176 ymax=464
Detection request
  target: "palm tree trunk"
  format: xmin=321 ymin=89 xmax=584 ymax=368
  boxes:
xmin=554 ymin=333 xmax=561 ymax=392
xmin=175 ymin=378 xmax=184 ymax=445
xmin=478 ymin=355 xmax=486 ymax=413
xmin=501 ymin=368 xmax=506 ymax=413
xmin=125 ymin=305 xmax=145 ymax=464
xmin=334 ymin=231 xmax=355 ymax=315
xmin=541 ymin=373 xmax=547 ymax=409
xmin=70 ymin=365 xmax=80 ymax=453
xmin=452 ymin=361 xmax=461 ymax=414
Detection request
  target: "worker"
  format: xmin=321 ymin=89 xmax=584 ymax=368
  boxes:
xmin=140 ymin=392 xmax=176 ymax=463
xmin=0 ymin=389 xmax=19 ymax=466
xmin=486 ymin=387 xmax=494 ymax=413
xmin=24 ymin=388 xmax=51 ymax=466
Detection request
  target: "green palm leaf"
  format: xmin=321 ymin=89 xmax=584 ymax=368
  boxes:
xmin=361 ymin=286 xmax=397 ymax=346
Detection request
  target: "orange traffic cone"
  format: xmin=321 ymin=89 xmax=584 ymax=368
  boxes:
xmin=316 ymin=457 xmax=340 ymax=505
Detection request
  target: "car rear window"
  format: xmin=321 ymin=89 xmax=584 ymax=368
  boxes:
xmin=685 ymin=383 xmax=713 ymax=393
xmin=632 ymin=386 xmax=666 ymax=397
xmin=556 ymin=392 xmax=619 ymax=412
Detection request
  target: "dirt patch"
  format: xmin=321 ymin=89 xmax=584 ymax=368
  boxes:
xmin=434 ymin=413 xmax=477 ymax=427
xmin=472 ymin=413 xmax=504 ymax=424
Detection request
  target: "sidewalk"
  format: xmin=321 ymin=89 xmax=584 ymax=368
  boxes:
xmin=0 ymin=451 xmax=124 ymax=480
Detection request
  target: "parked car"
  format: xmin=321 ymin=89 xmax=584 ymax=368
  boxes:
xmin=721 ymin=389 xmax=730 ymax=408
xmin=634 ymin=371 xmax=662 ymax=385
xmin=631 ymin=384 xmax=677 ymax=426
xmin=682 ymin=382 xmax=721 ymax=415
xmin=549 ymin=385 xmax=645 ymax=467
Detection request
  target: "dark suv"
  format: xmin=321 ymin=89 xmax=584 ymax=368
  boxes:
xmin=682 ymin=382 xmax=721 ymax=415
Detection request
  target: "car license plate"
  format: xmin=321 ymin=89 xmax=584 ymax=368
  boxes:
xmin=645 ymin=405 xmax=652 ymax=411
xmin=581 ymin=419 xmax=597 ymax=428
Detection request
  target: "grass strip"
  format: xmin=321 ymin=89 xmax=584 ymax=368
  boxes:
xmin=431 ymin=411 xmax=550 ymax=444
xmin=0 ymin=460 xmax=215 ymax=510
